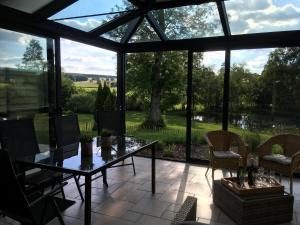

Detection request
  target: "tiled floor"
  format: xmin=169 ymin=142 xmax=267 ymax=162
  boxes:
xmin=1 ymin=157 xmax=300 ymax=225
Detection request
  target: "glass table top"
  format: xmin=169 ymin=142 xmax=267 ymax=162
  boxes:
xmin=17 ymin=136 xmax=156 ymax=174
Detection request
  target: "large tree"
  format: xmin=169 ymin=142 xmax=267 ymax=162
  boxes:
xmin=122 ymin=4 xmax=218 ymax=127
xmin=21 ymin=39 xmax=45 ymax=71
xmin=258 ymin=47 xmax=300 ymax=118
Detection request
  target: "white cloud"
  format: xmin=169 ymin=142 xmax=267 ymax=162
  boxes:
xmin=57 ymin=17 xmax=106 ymax=32
xmin=60 ymin=38 xmax=117 ymax=75
xmin=226 ymin=0 xmax=300 ymax=34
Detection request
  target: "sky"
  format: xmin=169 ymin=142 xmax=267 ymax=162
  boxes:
xmin=0 ymin=0 xmax=300 ymax=75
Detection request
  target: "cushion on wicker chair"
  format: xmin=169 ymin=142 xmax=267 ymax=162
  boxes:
xmin=213 ymin=151 xmax=240 ymax=159
xmin=178 ymin=222 xmax=205 ymax=225
xmin=263 ymin=154 xmax=291 ymax=165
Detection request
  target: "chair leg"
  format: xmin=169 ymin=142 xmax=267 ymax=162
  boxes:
xmin=290 ymin=174 xmax=293 ymax=195
xmin=52 ymin=199 xmax=66 ymax=225
xmin=131 ymin=156 xmax=136 ymax=175
xmin=279 ymin=174 xmax=282 ymax=183
xmin=205 ymin=163 xmax=210 ymax=176
xmin=230 ymin=171 xmax=233 ymax=177
xmin=59 ymin=182 xmax=66 ymax=199
xmin=74 ymin=175 xmax=84 ymax=201
xmin=212 ymin=169 xmax=215 ymax=181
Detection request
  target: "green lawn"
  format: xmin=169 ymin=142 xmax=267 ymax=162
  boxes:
xmin=35 ymin=111 xmax=272 ymax=151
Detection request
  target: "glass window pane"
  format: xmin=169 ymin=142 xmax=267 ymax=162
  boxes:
xmin=229 ymin=48 xmax=300 ymax=151
xmin=0 ymin=28 xmax=49 ymax=114
xmin=152 ymin=3 xmax=223 ymax=40
xmin=0 ymin=0 xmax=53 ymax=14
xmin=0 ymin=28 xmax=53 ymax=147
xmin=126 ymin=51 xmax=187 ymax=162
xmin=191 ymin=51 xmax=224 ymax=161
xmin=129 ymin=18 xmax=160 ymax=43
xmin=226 ymin=0 xmax=300 ymax=34
xmin=101 ymin=22 xmax=129 ymax=42
xmin=50 ymin=0 xmax=134 ymax=20
xmin=55 ymin=14 xmax=123 ymax=32
xmin=60 ymin=38 xmax=117 ymax=133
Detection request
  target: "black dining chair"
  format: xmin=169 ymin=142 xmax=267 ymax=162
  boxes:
xmin=96 ymin=110 xmax=136 ymax=175
xmin=52 ymin=114 xmax=84 ymax=200
xmin=0 ymin=118 xmax=64 ymax=195
xmin=0 ymin=149 xmax=74 ymax=225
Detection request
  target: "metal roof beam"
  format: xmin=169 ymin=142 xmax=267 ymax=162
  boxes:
xmin=121 ymin=16 xmax=144 ymax=44
xmin=0 ymin=5 xmax=121 ymax=52
xmin=145 ymin=12 xmax=167 ymax=41
xmin=124 ymin=30 xmax=300 ymax=52
xmin=33 ymin=0 xmax=78 ymax=20
xmin=89 ymin=10 xmax=146 ymax=36
xmin=216 ymin=0 xmax=231 ymax=36
xmin=128 ymin=0 xmax=146 ymax=8
xmin=151 ymin=0 xmax=225 ymax=10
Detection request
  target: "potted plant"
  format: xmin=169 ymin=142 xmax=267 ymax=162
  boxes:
xmin=80 ymin=122 xmax=94 ymax=156
xmin=80 ymin=132 xmax=93 ymax=156
xmin=100 ymin=129 xmax=112 ymax=149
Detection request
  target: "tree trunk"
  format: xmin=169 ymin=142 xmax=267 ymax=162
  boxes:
xmin=147 ymin=51 xmax=164 ymax=128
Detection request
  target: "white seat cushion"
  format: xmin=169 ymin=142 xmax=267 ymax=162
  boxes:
xmin=263 ymin=154 xmax=291 ymax=165
xmin=213 ymin=151 xmax=240 ymax=159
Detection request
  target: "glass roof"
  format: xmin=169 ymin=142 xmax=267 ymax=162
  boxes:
xmin=225 ymin=0 xmax=300 ymax=34
xmin=152 ymin=3 xmax=223 ymax=40
xmin=101 ymin=21 xmax=130 ymax=42
xmin=129 ymin=18 xmax=160 ymax=43
xmin=55 ymin=14 xmax=124 ymax=32
xmin=1 ymin=0 xmax=300 ymax=44
xmin=49 ymin=0 xmax=134 ymax=20
xmin=0 ymin=0 xmax=53 ymax=14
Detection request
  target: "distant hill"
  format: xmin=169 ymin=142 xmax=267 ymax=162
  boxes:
xmin=65 ymin=73 xmax=117 ymax=82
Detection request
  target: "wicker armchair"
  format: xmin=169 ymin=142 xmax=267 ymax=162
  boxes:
xmin=204 ymin=130 xmax=248 ymax=180
xmin=257 ymin=134 xmax=300 ymax=194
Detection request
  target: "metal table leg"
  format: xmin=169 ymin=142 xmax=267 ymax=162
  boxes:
xmin=151 ymin=144 xmax=156 ymax=194
xmin=84 ymin=175 xmax=92 ymax=225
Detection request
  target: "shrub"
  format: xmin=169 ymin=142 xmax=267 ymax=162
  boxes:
xmin=155 ymin=141 xmax=165 ymax=151
xmin=272 ymin=144 xmax=284 ymax=154
xmin=66 ymin=92 xmax=95 ymax=113
xmin=243 ymin=132 xmax=261 ymax=153
xmin=163 ymin=145 xmax=174 ymax=158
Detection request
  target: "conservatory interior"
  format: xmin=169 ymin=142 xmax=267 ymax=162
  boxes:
xmin=1 ymin=0 xmax=300 ymax=225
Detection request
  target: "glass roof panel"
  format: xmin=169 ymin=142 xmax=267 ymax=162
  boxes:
xmin=101 ymin=22 xmax=130 ymax=42
xmin=129 ymin=18 xmax=160 ymax=43
xmin=0 ymin=0 xmax=53 ymax=14
xmin=50 ymin=0 xmax=134 ymax=20
xmin=152 ymin=3 xmax=223 ymax=40
xmin=54 ymin=14 xmax=123 ymax=32
xmin=225 ymin=0 xmax=300 ymax=34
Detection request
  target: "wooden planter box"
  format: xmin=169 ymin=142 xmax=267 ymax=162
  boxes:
xmin=213 ymin=180 xmax=294 ymax=225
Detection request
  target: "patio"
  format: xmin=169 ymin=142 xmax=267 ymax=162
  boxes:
xmin=1 ymin=1 xmax=300 ymax=225
xmin=0 ymin=157 xmax=299 ymax=225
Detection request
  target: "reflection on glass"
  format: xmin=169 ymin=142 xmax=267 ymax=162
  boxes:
xmin=152 ymin=3 xmax=223 ymax=40
xmin=0 ymin=28 xmax=51 ymax=145
xmin=55 ymin=14 xmax=123 ymax=32
xmin=18 ymin=137 xmax=154 ymax=172
xmin=49 ymin=0 xmax=134 ymax=20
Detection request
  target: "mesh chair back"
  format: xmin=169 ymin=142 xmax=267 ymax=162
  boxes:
xmin=53 ymin=114 xmax=81 ymax=147
xmin=0 ymin=150 xmax=33 ymax=223
xmin=0 ymin=118 xmax=40 ymax=161
xmin=97 ymin=111 xmax=122 ymax=136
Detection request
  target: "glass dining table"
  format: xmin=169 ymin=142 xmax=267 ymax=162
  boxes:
xmin=16 ymin=136 xmax=157 ymax=225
